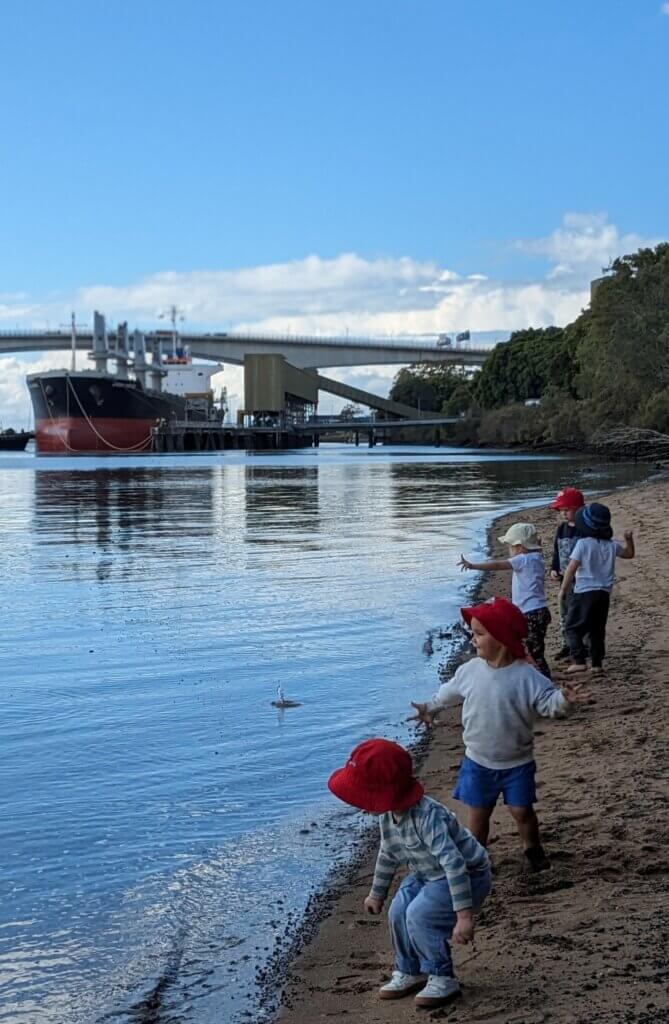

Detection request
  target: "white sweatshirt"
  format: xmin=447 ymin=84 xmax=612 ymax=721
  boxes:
xmin=426 ymin=657 xmax=572 ymax=769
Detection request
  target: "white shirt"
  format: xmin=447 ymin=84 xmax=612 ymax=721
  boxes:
xmin=508 ymin=551 xmax=547 ymax=613
xmin=426 ymin=657 xmax=571 ymax=769
xmin=571 ymin=537 xmax=624 ymax=593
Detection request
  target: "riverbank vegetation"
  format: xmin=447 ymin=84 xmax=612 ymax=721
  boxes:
xmin=389 ymin=242 xmax=669 ymax=449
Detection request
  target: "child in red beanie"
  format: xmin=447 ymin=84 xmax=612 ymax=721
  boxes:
xmin=411 ymin=597 xmax=589 ymax=870
xmin=549 ymin=487 xmax=585 ymax=660
xmin=328 ymin=738 xmax=491 ymax=1008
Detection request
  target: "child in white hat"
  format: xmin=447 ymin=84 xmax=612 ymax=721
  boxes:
xmin=459 ymin=523 xmax=552 ymax=678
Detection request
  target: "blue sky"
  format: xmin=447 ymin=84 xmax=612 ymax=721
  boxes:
xmin=1 ymin=0 xmax=668 ymax=420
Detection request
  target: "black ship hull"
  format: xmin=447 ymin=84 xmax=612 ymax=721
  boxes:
xmin=0 ymin=430 xmax=33 ymax=451
xmin=27 ymin=371 xmax=188 ymax=454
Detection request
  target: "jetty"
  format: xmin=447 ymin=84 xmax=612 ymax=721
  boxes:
xmin=150 ymin=416 xmax=459 ymax=453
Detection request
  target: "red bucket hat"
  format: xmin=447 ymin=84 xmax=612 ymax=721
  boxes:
xmin=328 ymin=738 xmax=424 ymax=814
xmin=461 ymin=596 xmax=528 ymax=660
xmin=551 ymin=487 xmax=585 ymax=510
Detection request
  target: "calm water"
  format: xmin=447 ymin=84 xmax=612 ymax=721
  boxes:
xmin=0 ymin=446 xmax=647 ymax=1024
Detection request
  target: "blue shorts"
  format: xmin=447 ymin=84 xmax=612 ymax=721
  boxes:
xmin=453 ymin=756 xmax=537 ymax=808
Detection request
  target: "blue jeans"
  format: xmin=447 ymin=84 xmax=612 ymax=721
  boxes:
xmin=388 ymin=868 xmax=491 ymax=976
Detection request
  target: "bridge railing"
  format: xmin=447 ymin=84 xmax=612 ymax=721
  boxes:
xmin=186 ymin=329 xmax=491 ymax=353
xmin=0 ymin=326 xmax=492 ymax=354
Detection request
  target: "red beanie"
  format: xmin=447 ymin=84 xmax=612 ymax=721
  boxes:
xmin=551 ymin=487 xmax=585 ymax=510
xmin=461 ymin=596 xmax=528 ymax=660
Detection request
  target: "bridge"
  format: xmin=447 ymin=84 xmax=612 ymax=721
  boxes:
xmin=0 ymin=327 xmax=491 ymax=368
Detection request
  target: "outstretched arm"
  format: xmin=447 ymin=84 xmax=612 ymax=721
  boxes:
xmin=534 ymin=679 xmax=591 ymax=718
xmin=459 ymin=555 xmax=512 ymax=572
xmin=618 ymin=530 xmax=635 ymax=559
xmin=410 ymin=667 xmax=468 ymax=724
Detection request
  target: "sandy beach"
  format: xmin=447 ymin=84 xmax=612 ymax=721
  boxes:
xmin=277 ymin=479 xmax=669 ymax=1024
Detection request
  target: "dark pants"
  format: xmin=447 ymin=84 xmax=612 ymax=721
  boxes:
xmin=565 ymin=590 xmax=610 ymax=667
xmin=525 ymin=607 xmax=552 ymax=678
xmin=558 ymin=578 xmax=575 ymax=646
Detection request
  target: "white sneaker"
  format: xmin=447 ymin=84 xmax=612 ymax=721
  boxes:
xmin=414 ymin=974 xmax=461 ymax=1007
xmin=378 ymin=970 xmax=426 ymax=1000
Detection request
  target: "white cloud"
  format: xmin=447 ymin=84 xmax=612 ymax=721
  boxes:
xmin=0 ymin=213 xmax=661 ymax=427
xmin=662 ymin=2 xmax=669 ymax=14
xmin=516 ymin=212 xmax=657 ymax=283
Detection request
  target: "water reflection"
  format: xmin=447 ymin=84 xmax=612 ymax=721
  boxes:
xmin=243 ymin=466 xmax=320 ymax=548
xmin=32 ymin=469 xmax=216 ymax=582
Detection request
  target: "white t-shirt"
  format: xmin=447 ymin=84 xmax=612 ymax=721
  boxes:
xmin=426 ymin=657 xmax=571 ymax=769
xmin=571 ymin=537 xmax=624 ymax=593
xmin=508 ymin=551 xmax=547 ymax=613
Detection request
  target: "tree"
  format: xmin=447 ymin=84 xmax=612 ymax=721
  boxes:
xmin=386 ymin=240 xmax=669 ymax=449
xmin=390 ymin=363 xmax=473 ymax=411
xmin=576 ymin=243 xmax=669 ymax=426
xmin=474 ymin=326 xmax=577 ymax=409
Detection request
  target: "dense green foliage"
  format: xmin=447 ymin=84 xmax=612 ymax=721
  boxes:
xmin=389 ymin=242 xmax=669 ymax=446
xmin=389 ymin=363 xmax=472 ymax=412
xmin=474 ymin=325 xmax=579 ymax=408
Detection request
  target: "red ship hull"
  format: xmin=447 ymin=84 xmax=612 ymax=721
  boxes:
xmin=35 ymin=416 xmax=155 ymax=454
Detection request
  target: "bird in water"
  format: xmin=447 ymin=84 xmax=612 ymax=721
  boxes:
xmin=271 ymin=684 xmax=302 ymax=709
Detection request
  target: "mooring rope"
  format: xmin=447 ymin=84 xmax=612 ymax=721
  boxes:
xmin=66 ymin=376 xmax=153 ymax=452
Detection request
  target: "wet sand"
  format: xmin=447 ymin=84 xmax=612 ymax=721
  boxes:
xmin=276 ymin=479 xmax=669 ymax=1024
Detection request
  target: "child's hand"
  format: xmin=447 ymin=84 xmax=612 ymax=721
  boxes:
xmin=550 ymin=569 xmax=560 ymax=580
xmin=408 ymin=702 xmax=435 ymax=727
xmin=561 ymin=682 xmax=592 ymax=704
xmin=452 ymin=910 xmax=475 ymax=945
xmin=364 ymin=895 xmax=384 ymax=915
xmin=624 ymin=529 xmax=634 ymax=541
xmin=458 ymin=555 xmax=473 ymax=571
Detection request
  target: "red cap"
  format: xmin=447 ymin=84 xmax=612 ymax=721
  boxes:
xmin=328 ymin=738 xmax=424 ymax=814
xmin=461 ymin=596 xmax=528 ymax=660
xmin=551 ymin=487 xmax=585 ymax=510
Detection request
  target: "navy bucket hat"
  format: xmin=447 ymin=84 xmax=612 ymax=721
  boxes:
xmin=575 ymin=502 xmax=613 ymax=540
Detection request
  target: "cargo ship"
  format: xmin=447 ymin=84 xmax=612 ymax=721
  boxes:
xmin=27 ymin=312 xmax=224 ymax=455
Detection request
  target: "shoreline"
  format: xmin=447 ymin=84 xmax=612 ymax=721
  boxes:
xmin=273 ymin=478 xmax=669 ymax=1024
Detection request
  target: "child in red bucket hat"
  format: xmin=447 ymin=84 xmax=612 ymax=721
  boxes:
xmin=328 ymin=738 xmax=491 ymax=1008
xmin=410 ymin=598 xmax=589 ymax=870
xmin=549 ymin=487 xmax=585 ymax=660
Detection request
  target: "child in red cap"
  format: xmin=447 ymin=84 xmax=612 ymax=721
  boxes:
xmin=549 ymin=487 xmax=585 ymax=660
xmin=328 ymin=738 xmax=491 ymax=1009
xmin=410 ymin=597 xmax=589 ymax=870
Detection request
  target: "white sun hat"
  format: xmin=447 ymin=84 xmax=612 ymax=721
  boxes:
xmin=497 ymin=523 xmax=542 ymax=550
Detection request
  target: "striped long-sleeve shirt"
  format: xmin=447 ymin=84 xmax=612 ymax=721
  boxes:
xmin=370 ymin=796 xmax=490 ymax=910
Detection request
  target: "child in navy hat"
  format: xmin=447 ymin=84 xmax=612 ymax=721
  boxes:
xmin=559 ymin=502 xmax=635 ymax=675
xmin=328 ymin=738 xmax=491 ymax=1009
